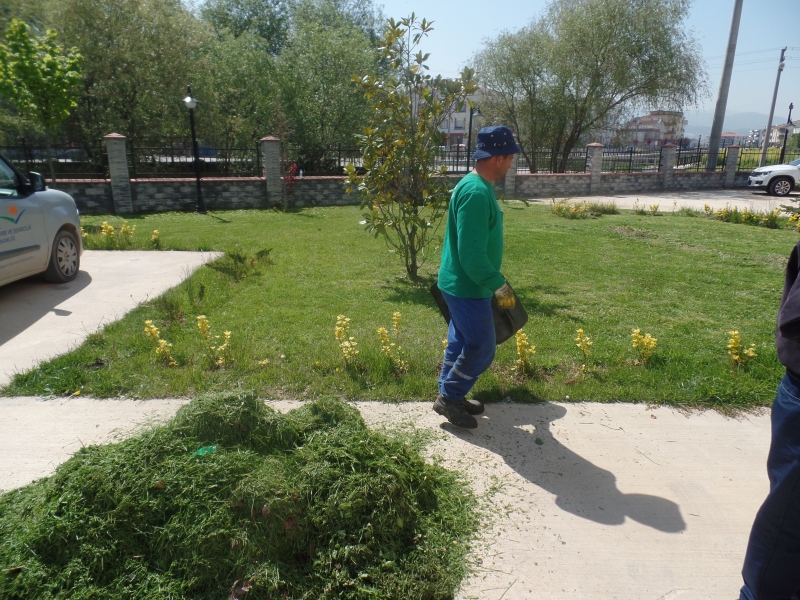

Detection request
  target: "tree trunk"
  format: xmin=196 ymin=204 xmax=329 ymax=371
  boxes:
xmin=44 ymin=127 xmax=56 ymax=185
xmin=407 ymin=224 xmax=418 ymax=281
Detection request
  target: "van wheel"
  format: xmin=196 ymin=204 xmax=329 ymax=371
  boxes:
xmin=769 ymin=177 xmax=793 ymax=197
xmin=43 ymin=229 xmax=80 ymax=283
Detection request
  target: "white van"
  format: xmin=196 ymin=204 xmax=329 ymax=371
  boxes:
xmin=0 ymin=153 xmax=82 ymax=286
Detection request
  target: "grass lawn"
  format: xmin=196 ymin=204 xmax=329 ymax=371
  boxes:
xmin=3 ymin=203 xmax=796 ymax=409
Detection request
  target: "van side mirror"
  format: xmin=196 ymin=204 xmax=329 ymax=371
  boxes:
xmin=27 ymin=171 xmax=46 ymax=192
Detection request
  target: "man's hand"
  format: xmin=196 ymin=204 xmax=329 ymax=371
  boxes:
xmin=494 ymin=283 xmax=516 ymax=310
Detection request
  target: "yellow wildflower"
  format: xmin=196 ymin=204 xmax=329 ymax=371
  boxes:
xmin=515 ymin=330 xmax=536 ymax=374
xmin=728 ymin=330 xmax=757 ymax=368
xmin=631 ymin=328 xmax=657 ymax=365
xmin=144 ymin=320 xmax=160 ymax=340
xmin=197 ymin=315 xmax=211 ymax=341
xmin=392 ymin=311 xmax=401 ymax=337
xmin=155 ymin=339 xmax=177 ymax=366
xmin=100 ymin=221 xmax=115 ymax=239
xmin=575 ymin=329 xmax=592 ymax=356
xmin=335 ymin=315 xmax=358 ymax=363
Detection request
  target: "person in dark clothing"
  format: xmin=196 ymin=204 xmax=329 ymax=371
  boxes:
xmin=739 ymin=240 xmax=800 ymax=600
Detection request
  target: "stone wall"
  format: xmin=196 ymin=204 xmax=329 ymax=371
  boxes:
xmin=594 ymin=172 xmax=664 ymax=195
xmin=734 ymin=172 xmax=751 ymax=187
xmin=55 ymin=169 xmax=755 ymax=215
xmin=670 ymin=172 xmax=727 ymax=190
xmin=54 ymin=180 xmax=114 ymax=214
xmin=516 ymin=173 xmax=591 ymax=198
xmin=54 ymin=138 xmax=759 ymax=214
xmin=286 ymin=177 xmax=356 ymax=207
xmin=282 ymin=174 xmax=500 ymax=207
xmin=131 ymin=178 xmax=267 ymax=212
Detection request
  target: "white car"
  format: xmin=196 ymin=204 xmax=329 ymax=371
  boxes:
xmin=748 ymin=158 xmax=800 ymax=196
xmin=0 ymin=153 xmax=83 ymax=286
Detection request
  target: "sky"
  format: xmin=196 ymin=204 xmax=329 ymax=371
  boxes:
xmin=374 ymin=0 xmax=800 ymax=134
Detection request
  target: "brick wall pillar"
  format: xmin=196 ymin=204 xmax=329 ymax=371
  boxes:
xmin=504 ymin=153 xmax=518 ymax=198
xmin=104 ymin=133 xmax=133 ymax=214
xmin=586 ymin=143 xmax=604 ymax=194
xmin=660 ymin=144 xmax=676 ymax=190
xmin=261 ymin=136 xmax=282 ymax=206
xmin=725 ymin=145 xmax=740 ymax=187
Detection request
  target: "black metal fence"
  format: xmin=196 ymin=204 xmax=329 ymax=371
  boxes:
xmin=738 ymin=147 xmax=800 ymax=171
xmin=281 ymin=144 xmax=362 ymax=176
xmin=602 ymin=148 xmax=663 ymax=173
xmin=674 ymin=146 xmax=727 ymax=173
xmin=0 ymin=140 xmax=108 ymax=179
xmin=517 ymin=149 xmax=588 ymax=173
xmin=127 ymin=142 xmax=262 ymax=178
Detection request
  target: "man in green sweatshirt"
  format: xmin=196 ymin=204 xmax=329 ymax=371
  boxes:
xmin=434 ymin=125 xmax=521 ymax=429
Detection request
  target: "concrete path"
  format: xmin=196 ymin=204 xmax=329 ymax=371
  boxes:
xmin=540 ymin=188 xmax=800 ymax=212
xmin=0 ymin=396 xmax=771 ymax=600
xmin=0 ymin=250 xmax=220 ymax=386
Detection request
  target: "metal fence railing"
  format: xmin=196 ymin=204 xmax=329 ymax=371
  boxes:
xmin=518 ymin=149 xmax=588 ymax=173
xmin=127 ymin=143 xmax=262 ymax=178
xmin=738 ymin=147 xmax=800 ymax=171
xmin=281 ymin=145 xmax=362 ymax=176
xmin=673 ymin=146 xmax=727 ymax=172
xmin=602 ymin=148 xmax=662 ymax=173
xmin=0 ymin=140 xmax=108 ymax=180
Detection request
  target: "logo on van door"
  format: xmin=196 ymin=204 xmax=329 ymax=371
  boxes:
xmin=1 ymin=206 xmax=25 ymax=224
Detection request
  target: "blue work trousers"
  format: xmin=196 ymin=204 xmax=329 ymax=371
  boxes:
xmin=740 ymin=372 xmax=800 ymax=600
xmin=438 ymin=291 xmax=496 ymax=402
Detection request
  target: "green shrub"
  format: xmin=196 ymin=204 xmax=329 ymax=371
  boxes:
xmin=587 ymin=201 xmax=619 ymax=214
xmin=552 ymin=198 xmax=595 ymax=219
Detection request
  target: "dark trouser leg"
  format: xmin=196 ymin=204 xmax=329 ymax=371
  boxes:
xmin=437 ymin=291 xmax=495 ymax=402
xmin=740 ymin=372 xmax=800 ymax=600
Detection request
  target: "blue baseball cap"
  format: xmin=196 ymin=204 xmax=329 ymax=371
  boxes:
xmin=473 ymin=126 xmax=521 ymax=160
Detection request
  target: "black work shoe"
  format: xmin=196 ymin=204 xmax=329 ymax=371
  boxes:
xmin=438 ymin=394 xmax=483 ymax=415
xmin=433 ymin=397 xmax=478 ymax=429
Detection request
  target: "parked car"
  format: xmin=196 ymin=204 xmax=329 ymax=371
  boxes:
xmin=748 ymin=158 xmax=800 ymax=196
xmin=0 ymin=153 xmax=82 ymax=287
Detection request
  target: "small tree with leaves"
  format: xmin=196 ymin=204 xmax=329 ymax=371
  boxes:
xmin=0 ymin=19 xmax=82 ymax=183
xmin=345 ymin=15 xmax=477 ymax=281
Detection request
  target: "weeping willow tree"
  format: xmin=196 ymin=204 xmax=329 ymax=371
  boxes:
xmin=475 ymin=0 xmax=707 ymax=172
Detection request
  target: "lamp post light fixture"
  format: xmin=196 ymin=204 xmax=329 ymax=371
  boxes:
xmin=183 ymin=85 xmax=206 ymax=214
xmin=466 ymin=105 xmax=483 ymax=173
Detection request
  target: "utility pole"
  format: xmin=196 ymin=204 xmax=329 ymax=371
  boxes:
xmin=779 ymin=103 xmax=794 ymax=164
xmin=706 ymin=0 xmax=743 ymax=172
xmin=760 ymin=48 xmax=787 ymax=167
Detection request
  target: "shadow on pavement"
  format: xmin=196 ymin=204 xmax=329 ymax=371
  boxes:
xmin=0 ymin=270 xmax=92 ymax=346
xmin=445 ymin=402 xmax=686 ymax=533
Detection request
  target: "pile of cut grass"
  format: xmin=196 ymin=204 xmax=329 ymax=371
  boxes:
xmin=0 ymin=392 xmax=476 ymax=599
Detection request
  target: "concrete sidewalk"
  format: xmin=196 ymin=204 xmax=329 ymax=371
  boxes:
xmin=540 ymin=188 xmax=800 ymax=212
xmin=0 ymin=396 xmax=770 ymax=600
xmin=0 ymin=250 xmax=220 ymax=386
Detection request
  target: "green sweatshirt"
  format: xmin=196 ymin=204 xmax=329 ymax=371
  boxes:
xmin=438 ymin=172 xmax=505 ymax=298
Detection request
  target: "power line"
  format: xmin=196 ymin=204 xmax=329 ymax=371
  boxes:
xmin=706 ymin=57 xmax=797 ymax=69
xmin=705 ymin=47 xmax=784 ymax=60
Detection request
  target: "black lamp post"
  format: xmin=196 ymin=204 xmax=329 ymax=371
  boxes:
xmin=466 ymin=105 xmax=483 ymax=172
xmin=779 ymin=102 xmax=794 ymax=164
xmin=183 ymin=85 xmax=206 ymax=214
